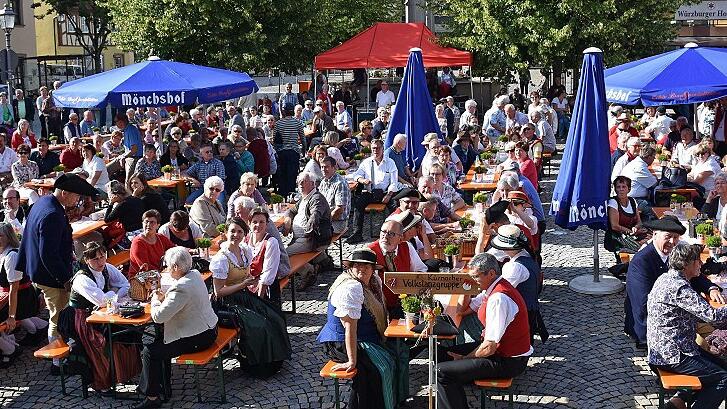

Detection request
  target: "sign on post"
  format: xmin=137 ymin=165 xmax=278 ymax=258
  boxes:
xmin=384 ymin=272 xmax=481 ymax=295
xmin=676 ymin=2 xmax=727 ymax=20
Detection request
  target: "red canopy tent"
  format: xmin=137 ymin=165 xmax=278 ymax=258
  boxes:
xmin=315 ymin=22 xmax=472 ymax=69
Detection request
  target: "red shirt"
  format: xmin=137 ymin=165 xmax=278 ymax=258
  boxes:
xmin=368 ymin=240 xmax=412 ymax=310
xmin=608 ymin=125 xmax=638 ymax=154
xmin=248 ymin=139 xmax=270 ymax=178
xmin=11 ymin=130 xmax=37 ymax=149
xmin=59 ymin=148 xmax=83 ymax=170
xmin=129 ymin=233 xmax=175 ymax=275
xmin=518 ymin=158 xmax=538 ymax=191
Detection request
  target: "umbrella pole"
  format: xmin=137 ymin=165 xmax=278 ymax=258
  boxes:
xmin=593 ymin=229 xmax=600 ymax=283
xmin=694 ymin=103 xmax=699 ymax=137
xmin=367 ymin=75 xmax=370 ymax=110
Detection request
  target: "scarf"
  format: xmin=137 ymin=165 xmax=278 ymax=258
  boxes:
xmin=329 ymin=270 xmax=388 ymax=339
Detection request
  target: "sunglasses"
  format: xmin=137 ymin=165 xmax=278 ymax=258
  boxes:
xmin=208 ymin=187 xmax=222 ymax=192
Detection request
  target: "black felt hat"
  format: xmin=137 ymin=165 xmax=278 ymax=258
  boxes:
xmin=485 ymin=200 xmax=509 ymax=225
xmin=642 ymin=215 xmax=686 ymax=235
xmin=53 ymin=173 xmax=98 ymax=197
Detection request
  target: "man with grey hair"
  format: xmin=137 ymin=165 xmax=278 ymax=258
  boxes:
xmin=504 ymin=103 xmax=528 ymax=133
xmin=531 ymin=109 xmax=555 ymax=153
xmin=622 ymin=146 xmax=657 ymax=202
xmin=282 ymin=170 xmax=332 ymax=288
xmin=385 ymin=133 xmax=414 ymax=185
xmin=611 ymin=137 xmax=642 ymax=181
xmin=302 ymin=100 xmax=315 ymax=122
xmin=63 ymin=112 xmax=82 ymax=143
xmin=319 ymin=156 xmax=350 ymax=234
xmin=610 ymin=131 xmax=631 ymax=170
xmin=436 ymin=252 xmax=532 ymax=409
xmin=232 ymin=195 xmax=291 ymax=279
xmin=459 ymin=99 xmax=477 ymax=128
xmin=483 ymin=96 xmax=508 ymax=141
xmin=334 ymin=101 xmax=352 ymax=132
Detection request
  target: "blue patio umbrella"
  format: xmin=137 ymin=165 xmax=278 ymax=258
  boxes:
xmin=552 ymin=47 xmax=622 ymax=294
xmin=52 ymin=56 xmax=259 ymax=108
xmin=385 ymin=48 xmax=441 ymax=172
xmin=605 ymin=43 xmax=727 ymax=106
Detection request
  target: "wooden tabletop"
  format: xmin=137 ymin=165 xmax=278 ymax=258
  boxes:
xmin=86 ymin=303 xmax=152 ymax=325
xmin=49 ymin=144 xmax=68 ymax=151
xmin=24 ymin=178 xmax=55 ymax=189
xmin=383 ymin=318 xmax=456 ymax=340
xmin=148 ymin=176 xmax=185 ymax=188
xmin=653 ymin=206 xmax=699 ymax=220
xmin=71 ymin=219 xmax=107 ymax=240
xmin=459 ymin=169 xmax=499 ymax=192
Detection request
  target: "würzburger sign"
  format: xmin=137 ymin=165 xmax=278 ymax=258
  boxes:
xmin=121 ymin=91 xmax=188 ymax=106
xmin=675 ymin=1 xmax=727 ymax=20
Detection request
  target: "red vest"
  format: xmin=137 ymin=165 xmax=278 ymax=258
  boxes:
xmin=368 ymin=240 xmax=412 ymax=309
xmin=477 ymin=278 xmax=531 ymax=357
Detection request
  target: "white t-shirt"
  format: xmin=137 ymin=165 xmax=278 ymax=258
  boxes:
xmin=692 ymin=156 xmax=722 ymax=193
xmin=83 ymin=156 xmax=110 ymax=190
xmin=376 ymin=90 xmax=396 ymax=108
xmin=551 ymin=98 xmax=568 ymax=110
xmin=607 ymin=198 xmax=634 ymax=214
xmin=1 ymin=248 xmax=21 ymax=282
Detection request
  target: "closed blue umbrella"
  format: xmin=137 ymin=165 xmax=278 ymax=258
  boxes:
xmin=551 ymin=47 xmax=622 ymax=294
xmin=53 ymin=56 xmax=259 ymax=108
xmin=605 ymin=43 xmax=727 ymax=106
xmin=385 ymin=48 xmax=441 ymax=172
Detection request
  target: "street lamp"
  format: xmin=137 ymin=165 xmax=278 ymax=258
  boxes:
xmin=0 ymin=3 xmax=15 ymax=97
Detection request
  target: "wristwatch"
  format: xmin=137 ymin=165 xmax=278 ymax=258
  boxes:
xmin=8 ymin=314 xmax=15 ymax=319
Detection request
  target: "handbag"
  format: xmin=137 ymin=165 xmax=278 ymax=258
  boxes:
xmin=411 ymin=315 xmax=459 ymax=337
xmin=664 ymin=166 xmax=688 ymax=188
xmin=128 ymin=270 xmax=161 ymax=302
xmin=117 ymin=302 xmax=145 ymax=318
xmin=192 ymin=256 xmax=210 ymax=273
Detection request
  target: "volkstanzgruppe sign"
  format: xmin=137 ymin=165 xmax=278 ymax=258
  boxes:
xmin=383 ymin=272 xmax=481 ymax=295
xmin=676 ymin=1 xmax=727 ymax=20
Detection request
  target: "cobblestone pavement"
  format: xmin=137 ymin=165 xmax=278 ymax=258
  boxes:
xmin=1 ymin=154 xmax=719 ymax=408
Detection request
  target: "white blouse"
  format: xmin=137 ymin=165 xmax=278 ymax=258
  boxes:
xmin=1 ymin=247 xmax=21 ymax=282
xmin=71 ymin=263 xmax=129 ymax=307
xmin=329 ymin=276 xmax=382 ymax=320
xmin=246 ymin=235 xmax=281 ymax=286
xmin=210 ymin=242 xmax=253 ymax=281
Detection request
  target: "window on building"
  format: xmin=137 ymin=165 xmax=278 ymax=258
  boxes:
xmin=12 ymin=0 xmax=22 ymax=26
xmin=57 ymin=14 xmax=91 ymax=47
xmin=113 ymin=54 xmax=124 ymax=69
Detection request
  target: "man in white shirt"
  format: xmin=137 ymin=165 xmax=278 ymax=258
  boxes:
xmin=334 ymin=101 xmax=352 ymax=132
xmin=459 ymin=99 xmax=477 ymax=128
xmin=347 ymin=139 xmax=401 ymax=244
xmin=531 ymin=111 xmax=555 ymax=153
xmin=0 ymin=133 xmax=17 ymax=185
xmin=645 ymin=106 xmax=672 ymax=144
xmin=622 ymin=147 xmax=658 ymax=220
xmin=375 ymin=81 xmax=396 ymax=108
xmin=671 ymin=126 xmax=698 ymax=170
xmin=611 ymin=137 xmax=642 ymax=181
xmin=437 ymin=252 xmax=532 ymax=409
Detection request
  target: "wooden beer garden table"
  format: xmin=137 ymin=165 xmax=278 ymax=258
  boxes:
xmin=458 ymin=169 xmax=499 ymax=192
xmin=148 ymin=175 xmax=187 ymax=205
xmin=24 ymin=178 xmax=55 ymax=190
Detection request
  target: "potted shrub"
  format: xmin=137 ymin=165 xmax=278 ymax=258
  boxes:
xmin=49 ymin=135 xmax=59 ymax=146
xmin=706 ymin=235 xmax=722 ymax=258
xmin=270 ymin=193 xmax=284 ymax=213
xmin=161 ymin=165 xmax=174 ymax=180
xmin=443 ymin=244 xmax=460 ymax=267
xmin=657 ymin=154 xmax=668 ymax=165
xmin=459 ymin=216 xmax=475 ymax=230
xmin=92 ymin=127 xmax=101 ymax=135
xmin=353 ymin=153 xmax=365 ymax=167
xmin=473 ymin=192 xmax=488 ymax=213
xmin=497 ymin=135 xmax=509 ymax=145
xmin=695 ymin=223 xmax=713 ymax=243
xmin=336 ymin=169 xmax=347 ymax=176
xmin=96 ymin=152 xmax=104 ymax=159
xmin=360 ymin=146 xmax=372 ymax=157
xmin=400 ymin=294 xmax=421 ymax=328
xmin=53 ymin=164 xmax=65 ymax=175
xmin=216 ymin=223 xmax=227 ymax=235
xmin=480 ymin=152 xmax=494 ymax=165
xmin=196 ymin=237 xmax=212 ymax=259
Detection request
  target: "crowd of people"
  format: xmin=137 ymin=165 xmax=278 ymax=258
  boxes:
xmin=0 ymin=78 xmax=566 ymax=409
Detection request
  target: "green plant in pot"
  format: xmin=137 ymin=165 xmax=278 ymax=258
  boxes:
xmin=473 ymin=192 xmax=488 ymax=212
xmin=161 ymin=165 xmax=174 ymax=179
xmin=706 ymin=235 xmax=722 ymax=257
xmin=443 ymin=244 xmax=460 ymax=267
xmin=270 ymin=193 xmax=284 ymax=213
xmin=360 ymin=146 xmax=371 ymax=156
xmin=49 ymin=135 xmax=59 ymax=145
xmin=216 ymin=223 xmax=227 ymax=234
xmin=53 ymin=164 xmax=65 ymax=173
xmin=459 ymin=216 xmax=475 ymax=230
xmin=400 ymin=294 xmax=421 ymax=327
xmin=196 ymin=237 xmax=213 ymax=259
xmin=695 ymin=223 xmax=714 ymax=241
xmin=498 ymin=135 xmax=509 ymax=143
xmin=336 ymin=170 xmax=346 ymax=176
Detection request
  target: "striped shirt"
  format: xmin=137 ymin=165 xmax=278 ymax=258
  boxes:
xmin=319 ymin=172 xmax=351 ymax=234
xmin=278 ymin=92 xmax=299 ymax=109
xmin=275 ymin=117 xmax=304 ymax=153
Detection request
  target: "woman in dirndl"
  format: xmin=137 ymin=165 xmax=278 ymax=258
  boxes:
xmin=243 ymin=206 xmax=282 ymax=306
xmin=57 ymin=241 xmax=141 ymax=394
xmin=0 ymin=222 xmax=47 ymax=367
xmin=210 ymin=217 xmax=291 ymax=377
xmin=317 ymin=248 xmax=399 ymax=409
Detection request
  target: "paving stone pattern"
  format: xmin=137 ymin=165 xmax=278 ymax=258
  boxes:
xmin=1 ymin=152 xmax=718 ymax=408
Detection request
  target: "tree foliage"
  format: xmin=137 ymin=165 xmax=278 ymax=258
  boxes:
xmin=104 ymin=0 xmax=402 ymax=74
xmin=437 ymin=0 xmax=685 ymax=82
xmin=39 ymin=0 xmax=112 ymax=73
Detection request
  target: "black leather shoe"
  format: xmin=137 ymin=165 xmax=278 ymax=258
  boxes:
xmin=19 ymin=331 xmax=43 ymax=346
xmin=50 ymin=364 xmax=62 ymax=376
xmin=635 ymin=341 xmax=647 ymax=350
xmin=132 ymin=398 xmax=162 ymax=409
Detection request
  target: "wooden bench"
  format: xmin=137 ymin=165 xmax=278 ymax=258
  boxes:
xmin=320 ymin=360 xmax=357 ymax=409
xmin=475 ymin=378 xmax=514 ymax=408
xmin=34 ymin=339 xmax=88 ymax=398
xmin=172 ymin=326 xmax=239 ymax=403
xmin=280 ymin=251 xmax=322 ymax=314
xmin=329 ymin=227 xmax=347 ymax=269
xmin=656 ymin=369 xmax=701 ymax=409
xmin=365 ymin=203 xmax=387 ymax=234
xmin=542 ymin=152 xmax=554 ymax=176
xmin=107 ymin=249 xmax=130 ymax=269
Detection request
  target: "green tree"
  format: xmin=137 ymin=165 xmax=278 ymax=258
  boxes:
xmin=38 ymin=0 xmax=112 ymax=73
xmin=438 ymin=0 xmax=685 ymax=83
xmin=105 ymin=0 xmax=402 ymax=74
